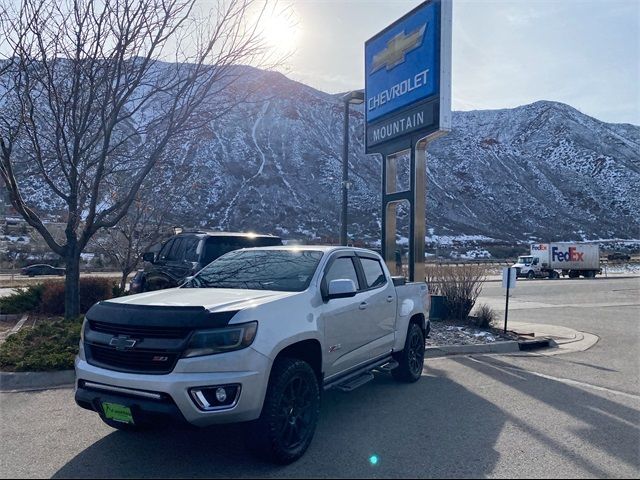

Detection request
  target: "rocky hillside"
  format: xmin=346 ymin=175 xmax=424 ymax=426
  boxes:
xmin=6 ymin=65 xmax=640 ymax=244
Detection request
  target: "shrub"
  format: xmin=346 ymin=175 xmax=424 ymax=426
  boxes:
xmin=0 ymin=317 xmax=82 ymax=371
xmin=473 ymin=303 xmax=496 ymax=329
xmin=0 ymin=284 xmax=44 ymax=314
xmin=425 ymin=264 xmax=486 ymax=320
xmin=39 ymin=277 xmax=115 ymax=315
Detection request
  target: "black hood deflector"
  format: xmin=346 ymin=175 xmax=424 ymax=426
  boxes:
xmin=86 ymin=301 xmax=238 ymax=328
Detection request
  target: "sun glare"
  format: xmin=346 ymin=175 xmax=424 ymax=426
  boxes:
xmin=260 ymin=7 xmax=299 ymax=56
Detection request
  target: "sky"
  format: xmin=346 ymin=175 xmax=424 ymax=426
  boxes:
xmin=254 ymin=0 xmax=640 ymax=125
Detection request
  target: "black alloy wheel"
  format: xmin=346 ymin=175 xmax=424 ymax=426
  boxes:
xmin=407 ymin=328 xmax=425 ymax=376
xmin=392 ymin=322 xmax=425 ymax=383
xmin=246 ymin=357 xmax=320 ymax=464
xmin=275 ymin=374 xmax=315 ymax=452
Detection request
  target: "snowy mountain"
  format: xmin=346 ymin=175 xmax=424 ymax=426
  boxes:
xmin=166 ymin=68 xmax=639 ymax=243
xmin=6 ymin=66 xmax=640 ymax=244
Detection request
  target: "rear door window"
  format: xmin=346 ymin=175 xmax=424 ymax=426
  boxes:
xmin=202 ymin=239 xmax=244 ymax=265
xmin=201 ymin=236 xmax=282 ymax=265
xmin=360 ymin=257 xmax=387 ymax=289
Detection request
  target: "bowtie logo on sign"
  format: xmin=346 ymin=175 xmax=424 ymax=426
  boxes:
xmin=371 ymin=24 xmax=427 ymax=73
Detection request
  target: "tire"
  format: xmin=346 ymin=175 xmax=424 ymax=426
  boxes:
xmin=550 ymin=271 xmax=560 ymax=280
xmin=527 ymin=271 xmax=535 ymax=279
xmin=568 ymin=271 xmax=579 ymax=279
xmin=392 ymin=322 xmax=425 ymax=383
xmin=246 ymin=357 xmax=320 ymax=464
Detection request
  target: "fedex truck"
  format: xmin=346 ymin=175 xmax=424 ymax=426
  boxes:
xmin=512 ymin=243 xmax=601 ymax=279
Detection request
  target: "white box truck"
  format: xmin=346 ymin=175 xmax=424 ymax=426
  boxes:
xmin=512 ymin=243 xmax=601 ymax=279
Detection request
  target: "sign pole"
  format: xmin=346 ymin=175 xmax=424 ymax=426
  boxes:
xmin=364 ymin=0 xmax=451 ymax=274
xmin=504 ymin=267 xmax=510 ymax=334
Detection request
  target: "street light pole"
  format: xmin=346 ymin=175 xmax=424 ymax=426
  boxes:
xmin=341 ymin=100 xmax=350 ymax=246
xmin=340 ymin=89 xmax=364 ymax=246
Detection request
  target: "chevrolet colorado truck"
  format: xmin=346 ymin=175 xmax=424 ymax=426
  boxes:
xmin=75 ymin=246 xmax=430 ymax=463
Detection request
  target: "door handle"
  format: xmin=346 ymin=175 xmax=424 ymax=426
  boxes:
xmin=359 ymin=302 xmax=368 ymax=310
xmin=386 ymin=296 xmax=394 ymax=302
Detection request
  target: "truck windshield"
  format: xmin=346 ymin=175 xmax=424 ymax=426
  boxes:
xmin=186 ymin=250 xmax=324 ymax=292
xmin=518 ymin=256 xmax=533 ymax=264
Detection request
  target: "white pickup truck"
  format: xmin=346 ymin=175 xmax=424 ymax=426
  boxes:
xmin=75 ymin=246 xmax=430 ymax=463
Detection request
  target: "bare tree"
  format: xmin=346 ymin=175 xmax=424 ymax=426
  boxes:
xmin=0 ymin=0 xmax=274 ymax=317
xmin=92 ymin=189 xmax=167 ymax=292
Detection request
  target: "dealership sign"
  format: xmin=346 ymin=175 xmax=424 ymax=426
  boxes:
xmin=365 ymin=0 xmax=451 ymax=152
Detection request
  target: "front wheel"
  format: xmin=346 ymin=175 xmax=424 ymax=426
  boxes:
xmin=392 ymin=322 xmax=425 ymax=383
xmin=527 ymin=271 xmax=535 ymax=279
xmin=246 ymin=358 xmax=320 ymax=464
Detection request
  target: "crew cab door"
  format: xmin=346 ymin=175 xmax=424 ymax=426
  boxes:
xmin=321 ymin=252 xmax=395 ymax=378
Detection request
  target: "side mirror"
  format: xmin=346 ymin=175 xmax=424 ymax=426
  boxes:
xmin=181 ymin=275 xmax=195 ymax=287
xmin=142 ymin=252 xmax=155 ymax=263
xmin=327 ymin=279 xmax=357 ymax=300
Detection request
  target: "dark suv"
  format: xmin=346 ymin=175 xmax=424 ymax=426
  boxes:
xmin=133 ymin=231 xmax=282 ymax=292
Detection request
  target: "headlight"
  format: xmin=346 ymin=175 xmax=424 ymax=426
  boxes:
xmin=182 ymin=321 xmax=258 ymax=358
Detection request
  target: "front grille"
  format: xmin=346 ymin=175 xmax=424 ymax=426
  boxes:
xmin=515 ymin=267 xmax=521 ymax=275
xmin=89 ymin=321 xmax=190 ymax=339
xmin=88 ymin=344 xmax=179 ymax=374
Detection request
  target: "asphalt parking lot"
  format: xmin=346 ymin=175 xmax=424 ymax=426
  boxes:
xmin=1 ymin=276 xmax=639 ymax=478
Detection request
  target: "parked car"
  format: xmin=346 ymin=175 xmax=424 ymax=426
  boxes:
xmin=20 ymin=264 xmax=65 ymax=277
xmin=131 ymin=231 xmax=282 ymax=293
xmin=607 ymin=252 xmax=631 ymax=261
xmin=76 ymin=246 xmax=430 ymax=463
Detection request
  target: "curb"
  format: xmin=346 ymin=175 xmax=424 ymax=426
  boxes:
xmin=0 ymin=370 xmax=75 ymax=392
xmin=426 ymin=340 xmax=521 ymax=358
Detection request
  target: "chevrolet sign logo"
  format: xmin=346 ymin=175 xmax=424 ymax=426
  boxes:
xmin=109 ymin=335 xmax=137 ymax=350
xmin=371 ymin=24 xmax=427 ymax=73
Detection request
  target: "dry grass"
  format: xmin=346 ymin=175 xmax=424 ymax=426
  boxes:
xmin=425 ymin=264 xmax=487 ymax=320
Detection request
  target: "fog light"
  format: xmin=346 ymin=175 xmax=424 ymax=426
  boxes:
xmin=215 ymin=387 xmax=227 ymax=403
xmin=189 ymin=384 xmax=240 ymax=411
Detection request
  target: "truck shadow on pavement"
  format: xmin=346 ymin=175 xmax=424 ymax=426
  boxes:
xmin=453 ymin=355 xmax=640 ymax=477
xmin=52 ymin=357 xmax=639 ymax=478
xmin=53 ymin=367 xmax=506 ymax=478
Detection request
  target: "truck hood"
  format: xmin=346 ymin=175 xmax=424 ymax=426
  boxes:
xmin=106 ymin=287 xmax=298 ymax=313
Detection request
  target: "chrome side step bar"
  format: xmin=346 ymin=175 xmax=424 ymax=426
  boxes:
xmin=323 ymin=355 xmax=395 ymax=392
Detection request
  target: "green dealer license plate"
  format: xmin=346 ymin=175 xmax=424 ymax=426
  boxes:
xmin=102 ymin=402 xmax=134 ymax=424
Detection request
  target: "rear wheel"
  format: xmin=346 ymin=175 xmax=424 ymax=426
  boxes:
xmin=568 ymin=270 xmax=580 ymax=279
xmin=392 ymin=322 xmax=425 ymax=383
xmin=246 ymin=358 xmax=320 ymax=464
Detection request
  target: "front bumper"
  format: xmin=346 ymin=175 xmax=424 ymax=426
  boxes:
xmin=74 ymin=346 xmax=271 ymax=427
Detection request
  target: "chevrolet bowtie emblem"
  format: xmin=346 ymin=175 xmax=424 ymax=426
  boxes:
xmin=371 ymin=23 xmax=427 ymax=73
xmin=109 ymin=335 xmax=137 ymax=350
